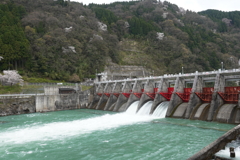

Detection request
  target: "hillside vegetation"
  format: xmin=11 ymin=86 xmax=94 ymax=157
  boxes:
xmin=0 ymin=0 xmax=240 ymax=81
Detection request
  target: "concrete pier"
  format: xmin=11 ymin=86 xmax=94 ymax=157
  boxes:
xmin=137 ymin=79 xmax=155 ymax=112
xmin=167 ymin=76 xmax=184 ymax=117
xmin=120 ymin=80 xmax=142 ymax=112
xmin=113 ymin=81 xmax=133 ymax=111
xmin=150 ymin=78 xmax=168 ymax=113
xmin=96 ymin=82 xmax=114 ymax=110
xmin=185 ymin=74 xmax=202 ymax=118
xmin=207 ymin=73 xmax=225 ymax=121
xmin=88 ymin=83 xmax=104 ymax=109
xmin=104 ymin=82 xmax=123 ymax=111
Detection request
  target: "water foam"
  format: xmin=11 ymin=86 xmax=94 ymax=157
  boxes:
xmin=215 ymin=147 xmax=240 ymax=159
xmin=0 ymin=105 xmax=153 ymax=144
xmin=215 ymin=139 xmax=240 ymax=159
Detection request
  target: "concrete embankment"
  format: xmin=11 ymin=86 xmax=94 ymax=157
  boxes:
xmin=0 ymin=96 xmax=36 ymax=116
xmin=187 ymin=125 xmax=240 ymax=160
xmin=0 ymin=86 xmax=92 ymax=116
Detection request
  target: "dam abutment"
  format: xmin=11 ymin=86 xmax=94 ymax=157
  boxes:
xmin=88 ymin=84 xmax=103 ymax=109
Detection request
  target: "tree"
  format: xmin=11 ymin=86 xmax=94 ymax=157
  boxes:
xmin=68 ymin=73 xmax=80 ymax=82
xmin=0 ymin=70 xmax=23 ymax=86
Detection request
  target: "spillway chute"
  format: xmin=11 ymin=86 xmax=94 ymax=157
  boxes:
xmin=137 ymin=101 xmax=153 ymax=115
xmin=125 ymin=101 xmax=139 ymax=114
xmin=152 ymin=101 xmax=169 ymax=118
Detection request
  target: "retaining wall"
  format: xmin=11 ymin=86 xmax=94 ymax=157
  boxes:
xmin=0 ymin=88 xmax=91 ymax=116
xmin=187 ymin=125 xmax=240 ymax=160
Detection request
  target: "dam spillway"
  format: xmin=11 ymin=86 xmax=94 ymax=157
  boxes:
xmin=89 ymin=69 xmax=240 ymax=124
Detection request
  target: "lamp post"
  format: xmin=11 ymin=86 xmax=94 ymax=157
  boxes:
xmin=221 ymin=62 xmax=223 ymax=71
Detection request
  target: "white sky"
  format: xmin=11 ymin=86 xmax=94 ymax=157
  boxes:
xmin=72 ymin=0 xmax=240 ymax=12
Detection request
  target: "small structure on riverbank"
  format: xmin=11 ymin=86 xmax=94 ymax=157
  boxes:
xmin=59 ymin=88 xmax=76 ymax=94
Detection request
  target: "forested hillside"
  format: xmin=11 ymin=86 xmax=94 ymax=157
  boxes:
xmin=0 ymin=0 xmax=240 ymax=82
xmin=199 ymin=10 xmax=240 ymax=32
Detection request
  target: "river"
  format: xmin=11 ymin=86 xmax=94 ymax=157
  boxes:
xmin=0 ymin=107 xmax=236 ymax=160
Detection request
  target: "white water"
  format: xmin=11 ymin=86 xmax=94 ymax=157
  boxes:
xmin=125 ymin=101 xmax=139 ymax=114
xmin=215 ymin=140 xmax=240 ymax=159
xmin=137 ymin=101 xmax=153 ymax=115
xmin=0 ymin=100 xmax=170 ymax=145
xmin=0 ymin=101 xmax=155 ymax=145
xmin=152 ymin=101 xmax=169 ymax=118
xmin=215 ymin=147 xmax=240 ymax=159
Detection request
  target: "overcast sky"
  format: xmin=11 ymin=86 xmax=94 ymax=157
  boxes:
xmin=72 ymin=0 xmax=240 ymax=12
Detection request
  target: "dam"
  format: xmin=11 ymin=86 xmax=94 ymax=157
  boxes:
xmin=89 ymin=69 xmax=240 ymax=124
xmin=87 ymin=69 xmax=240 ymax=159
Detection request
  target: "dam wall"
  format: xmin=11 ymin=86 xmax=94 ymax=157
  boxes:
xmin=90 ymin=69 xmax=240 ymax=124
xmin=89 ymin=69 xmax=240 ymax=159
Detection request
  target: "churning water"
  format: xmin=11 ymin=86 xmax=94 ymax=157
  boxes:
xmin=0 ymin=103 xmax=236 ymax=160
xmin=215 ymin=139 xmax=240 ymax=159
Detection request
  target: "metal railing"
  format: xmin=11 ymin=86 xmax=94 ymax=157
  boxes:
xmin=0 ymin=93 xmax=44 ymax=99
xmin=24 ymin=82 xmax=94 ymax=86
xmin=95 ymin=68 xmax=240 ymax=84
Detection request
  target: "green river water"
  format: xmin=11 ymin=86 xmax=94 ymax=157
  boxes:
xmin=0 ymin=107 xmax=236 ymax=160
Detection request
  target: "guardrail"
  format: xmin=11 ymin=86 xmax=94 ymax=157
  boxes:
xmin=95 ymin=68 xmax=240 ymax=84
xmin=24 ymin=82 xmax=94 ymax=86
xmin=0 ymin=93 xmax=44 ymax=99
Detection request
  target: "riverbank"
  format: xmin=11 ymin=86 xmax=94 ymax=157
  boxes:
xmin=0 ymin=96 xmax=35 ymax=116
xmin=0 ymin=87 xmax=92 ymax=116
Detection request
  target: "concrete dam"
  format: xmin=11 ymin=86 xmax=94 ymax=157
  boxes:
xmin=89 ymin=69 xmax=240 ymax=124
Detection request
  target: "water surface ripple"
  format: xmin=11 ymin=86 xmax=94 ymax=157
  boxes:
xmin=0 ymin=109 xmax=235 ymax=160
